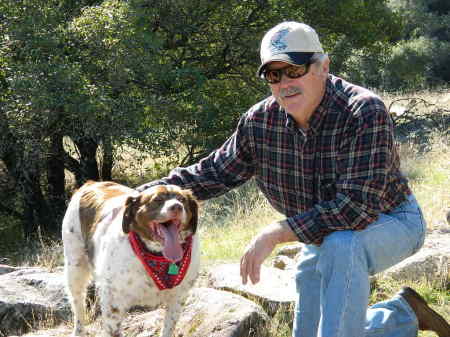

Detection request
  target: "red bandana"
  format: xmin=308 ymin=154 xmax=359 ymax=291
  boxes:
xmin=128 ymin=231 xmax=193 ymax=290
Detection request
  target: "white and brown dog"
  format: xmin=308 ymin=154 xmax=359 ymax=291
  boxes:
xmin=62 ymin=181 xmax=199 ymax=337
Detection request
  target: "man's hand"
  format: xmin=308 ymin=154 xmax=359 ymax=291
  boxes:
xmin=240 ymin=221 xmax=297 ymax=285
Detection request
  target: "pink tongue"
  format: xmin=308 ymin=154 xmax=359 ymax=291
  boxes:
xmin=160 ymin=222 xmax=183 ymax=262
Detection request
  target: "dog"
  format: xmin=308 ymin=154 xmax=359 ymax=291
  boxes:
xmin=62 ymin=181 xmax=199 ymax=337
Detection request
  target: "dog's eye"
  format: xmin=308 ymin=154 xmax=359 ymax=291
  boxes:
xmin=152 ymin=195 xmax=164 ymax=203
xmin=175 ymin=195 xmax=186 ymax=203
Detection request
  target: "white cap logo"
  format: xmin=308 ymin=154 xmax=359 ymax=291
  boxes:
xmin=269 ymin=28 xmax=290 ymax=53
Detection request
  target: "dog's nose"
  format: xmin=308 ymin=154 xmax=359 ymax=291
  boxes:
xmin=168 ymin=203 xmax=183 ymax=213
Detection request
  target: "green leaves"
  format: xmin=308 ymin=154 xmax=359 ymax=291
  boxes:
xmin=0 ymin=0 xmax=406 ymax=235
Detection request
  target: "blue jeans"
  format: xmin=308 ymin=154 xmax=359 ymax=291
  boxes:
xmin=293 ymin=194 xmax=426 ymax=337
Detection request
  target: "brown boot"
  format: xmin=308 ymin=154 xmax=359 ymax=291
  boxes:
xmin=398 ymin=286 xmax=450 ymax=337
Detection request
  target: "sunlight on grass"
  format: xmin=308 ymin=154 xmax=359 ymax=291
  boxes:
xmin=198 ymin=182 xmax=283 ymax=266
xmin=400 ymin=133 xmax=450 ymax=230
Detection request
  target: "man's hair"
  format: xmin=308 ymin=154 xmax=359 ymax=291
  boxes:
xmin=311 ymin=53 xmax=329 ymax=74
xmin=311 ymin=53 xmax=329 ymax=65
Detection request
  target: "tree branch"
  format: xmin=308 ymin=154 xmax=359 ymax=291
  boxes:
xmin=0 ymin=202 xmax=22 ymax=219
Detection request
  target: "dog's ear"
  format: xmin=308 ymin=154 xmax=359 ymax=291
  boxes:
xmin=187 ymin=194 xmax=199 ymax=234
xmin=122 ymin=196 xmax=139 ymax=233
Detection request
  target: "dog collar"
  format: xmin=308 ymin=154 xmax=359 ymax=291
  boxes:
xmin=128 ymin=231 xmax=192 ymax=290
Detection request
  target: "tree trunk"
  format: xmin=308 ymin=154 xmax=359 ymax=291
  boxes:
xmin=46 ymin=132 xmax=67 ymax=234
xmin=73 ymin=138 xmax=100 ymax=185
xmin=101 ymin=137 xmax=113 ymax=181
xmin=20 ymin=162 xmax=56 ymax=238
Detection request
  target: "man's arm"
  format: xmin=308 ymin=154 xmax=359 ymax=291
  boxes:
xmin=136 ymin=115 xmax=256 ymax=201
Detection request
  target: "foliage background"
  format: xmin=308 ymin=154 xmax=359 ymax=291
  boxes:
xmin=0 ymin=0 xmax=449 ymax=241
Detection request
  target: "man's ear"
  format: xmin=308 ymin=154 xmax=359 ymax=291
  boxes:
xmin=122 ymin=196 xmax=139 ymax=233
xmin=321 ymin=56 xmax=330 ymax=76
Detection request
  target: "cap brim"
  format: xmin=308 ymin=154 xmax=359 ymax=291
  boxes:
xmin=257 ymin=52 xmax=315 ymax=77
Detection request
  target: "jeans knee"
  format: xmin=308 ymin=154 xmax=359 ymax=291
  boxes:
xmin=322 ymin=230 xmax=355 ymax=253
xmin=296 ymin=249 xmax=319 ymax=284
xmin=318 ymin=230 xmax=367 ymax=274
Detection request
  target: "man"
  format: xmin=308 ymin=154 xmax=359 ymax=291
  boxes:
xmin=137 ymin=22 xmax=450 ymax=337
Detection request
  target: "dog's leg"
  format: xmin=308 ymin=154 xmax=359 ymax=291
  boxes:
xmin=161 ymin=297 xmax=183 ymax=337
xmin=98 ymin=285 xmax=127 ymax=337
xmin=64 ymin=253 xmax=91 ymax=337
xmin=62 ymin=196 xmax=92 ymax=337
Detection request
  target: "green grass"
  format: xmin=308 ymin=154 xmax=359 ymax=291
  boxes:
xmin=198 ymin=182 xmax=283 ymax=266
xmin=399 ymin=133 xmax=450 ymax=231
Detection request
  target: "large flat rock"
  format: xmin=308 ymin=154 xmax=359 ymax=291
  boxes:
xmin=18 ymin=287 xmax=269 ymax=337
xmin=208 ymin=263 xmax=296 ymax=316
xmin=0 ymin=267 xmax=69 ymax=336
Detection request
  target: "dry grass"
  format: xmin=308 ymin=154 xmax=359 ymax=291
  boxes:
xmin=198 ymin=182 xmax=283 ymax=267
xmin=3 ymin=89 xmax=449 ymax=336
xmin=194 ymin=90 xmax=450 ymax=337
xmin=399 ymin=134 xmax=450 ymax=231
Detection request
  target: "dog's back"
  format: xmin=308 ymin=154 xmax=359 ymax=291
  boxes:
xmin=65 ymin=181 xmax=134 ymax=242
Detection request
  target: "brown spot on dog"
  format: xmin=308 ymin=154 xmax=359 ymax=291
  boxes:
xmin=78 ymin=181 xmax=134 ymax=244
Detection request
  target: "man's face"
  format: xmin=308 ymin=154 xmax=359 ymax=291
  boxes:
xmin=267 ymin=60 xmax=328 ymax=123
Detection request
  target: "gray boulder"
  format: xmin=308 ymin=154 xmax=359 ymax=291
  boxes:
xmin=18 ymin=288 xmax=269 ymax=337
xmin=208 ymin=263 xmax=296 ymax=316
xmin=126 ymin=287 xmax=269 ymax=337
xmin=0 ymin=267 xmax=70 ymax=336
xmin=377 ymin=231 xmax=450 ymax=288
xmin=0 ymin=264 xmax=21 ymax=275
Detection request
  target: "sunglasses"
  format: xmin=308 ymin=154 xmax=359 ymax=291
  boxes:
xmin=262 ymin=63 xmax=311 ymax=84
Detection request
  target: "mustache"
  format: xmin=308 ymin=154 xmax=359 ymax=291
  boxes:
xmin=279 ymin=86 xmax=303 ymax=98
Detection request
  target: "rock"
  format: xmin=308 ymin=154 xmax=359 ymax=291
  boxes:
xmin=389 ymin=104 xmax=408 ymax=117
xmin=0 ymin=264 xmax=20 ymax=275
xmin=208 ymin=263 xmax=296 ymax=316
xmin=378 ymin=232 xmax=450 ymax=288
xmin=0 ymin=267 xmax=70 ymax=336
xmin=9 ymin=325 xmax=73 ymax=337
xmin=7 ymin=232 xmax=449 ymax=337
xmin=128 ymin=287 xmax=269 ymax=337
xmin=272 ymin=255 xmax=295 ymax=270
xmin=275 ymin=243 xmax=302 ymax=258
xmin=20 ymin=288 xmax=269 ymax=337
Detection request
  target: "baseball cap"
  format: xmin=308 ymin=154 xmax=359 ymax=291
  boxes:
xmin=257 ymin=22 xmax=324 ymax=77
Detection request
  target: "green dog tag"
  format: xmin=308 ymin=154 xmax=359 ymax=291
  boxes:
xmin=168 ymin=263 xmax=179 ymax=275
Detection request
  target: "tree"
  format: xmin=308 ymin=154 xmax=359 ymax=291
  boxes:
xmin=361 ymin=0 xmax=450 ymax=90
xmin=0 ymin=0 xmax=402 ymax=238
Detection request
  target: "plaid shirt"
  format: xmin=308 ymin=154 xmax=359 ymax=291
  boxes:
xmin=137 ymin=75 xmax=411 ymax=244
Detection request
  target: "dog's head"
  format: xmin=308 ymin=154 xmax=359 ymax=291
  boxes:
xmin=122 ymin=185 xmax=198 ymax=262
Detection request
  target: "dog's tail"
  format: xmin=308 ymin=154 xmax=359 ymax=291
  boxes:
xmin=62 ymin=190 xmax=91 ymax=263
xmin=62 ymin=189 xmax=84 ymax=241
